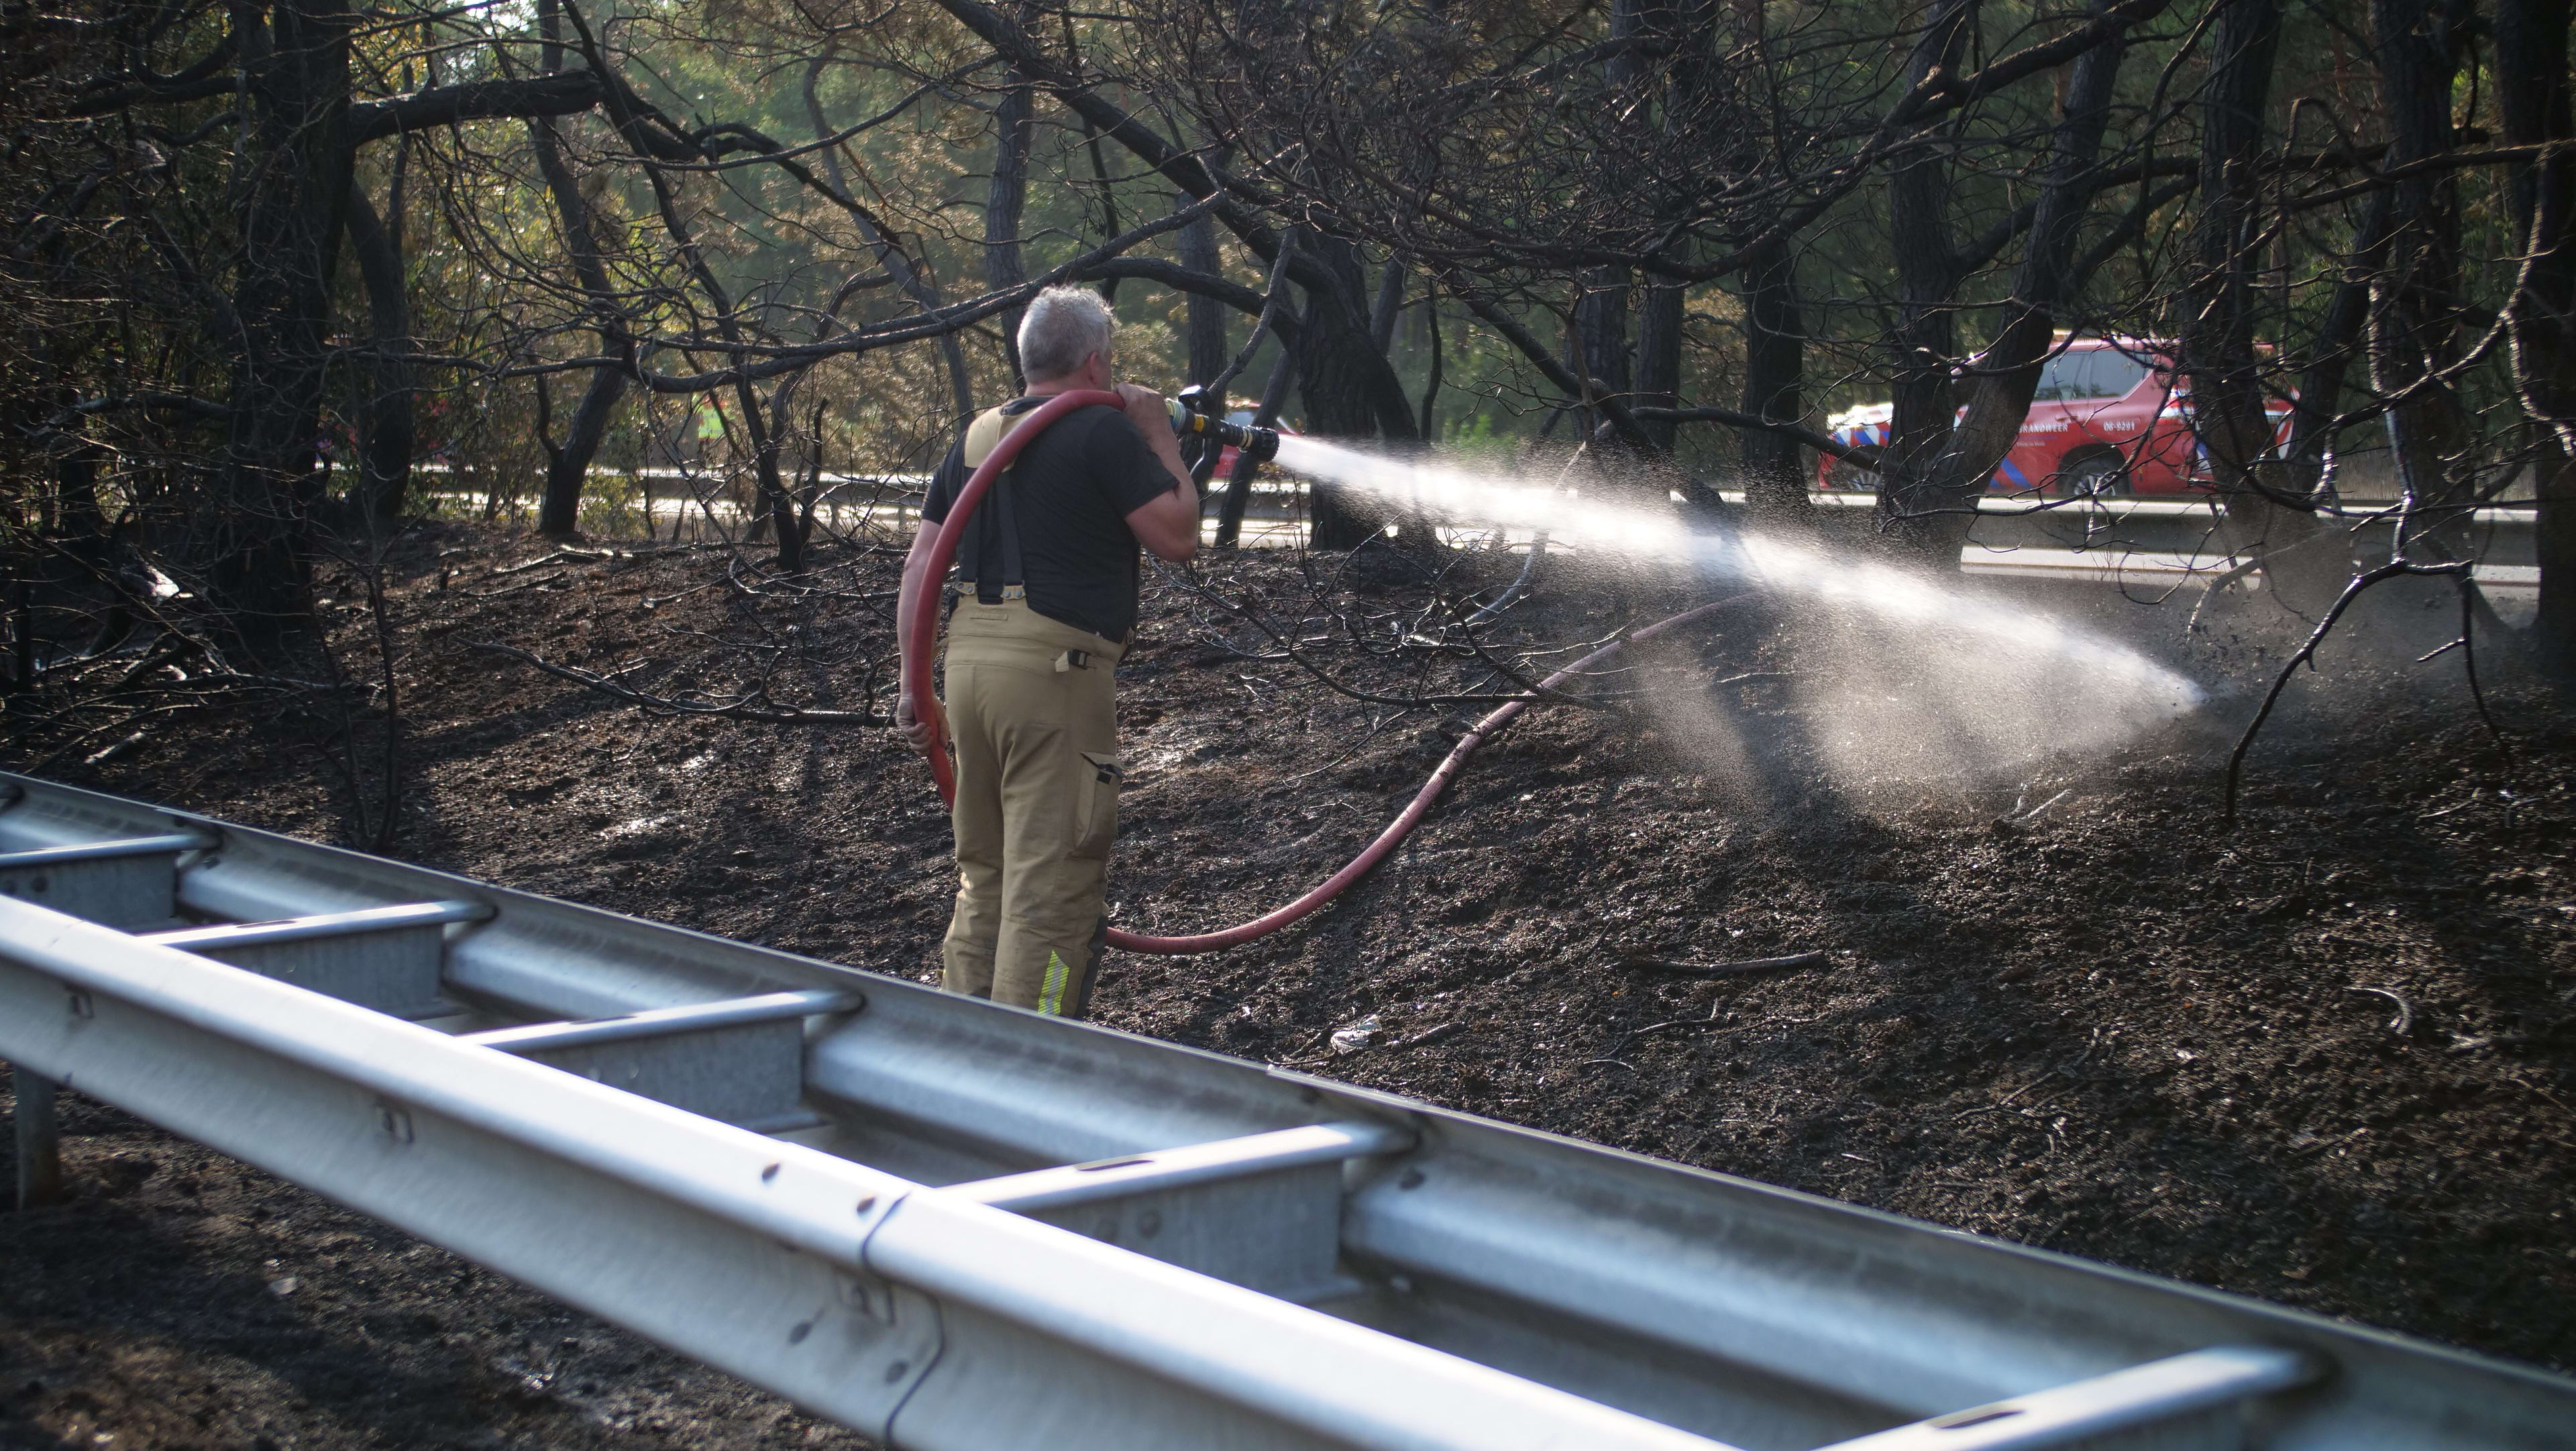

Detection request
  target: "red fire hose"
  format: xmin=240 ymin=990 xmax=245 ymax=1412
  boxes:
xmin=904 ymin=390 xmax=1124 ymax=808
xmin=903 ymin=388 xmax=1751 ymax=955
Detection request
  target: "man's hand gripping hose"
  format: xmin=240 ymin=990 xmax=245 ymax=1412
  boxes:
xmin=903 ymin=387 xmax=1751 ymax=955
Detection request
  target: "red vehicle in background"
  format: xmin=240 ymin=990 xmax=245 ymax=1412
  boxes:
xmin=1817 ymin=335 xmax=2289 ymax=497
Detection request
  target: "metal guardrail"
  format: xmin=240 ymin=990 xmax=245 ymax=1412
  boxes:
xmin=1781 ymin=494 xmax=2541 ymax=570
xmin=2 ymin=771 xmax=2571 ymax=1450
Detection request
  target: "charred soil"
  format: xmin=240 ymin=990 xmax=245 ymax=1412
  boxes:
xmin=6 ymin=519 xmax=2574 ymax=1451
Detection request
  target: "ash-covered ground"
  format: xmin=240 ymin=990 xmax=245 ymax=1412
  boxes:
xmin=5 ymin=520 xmax=2572 ymax=1450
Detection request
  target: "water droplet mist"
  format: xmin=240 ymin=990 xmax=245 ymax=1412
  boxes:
xmin=1270 ymin=433 xmax=2203 ymax=794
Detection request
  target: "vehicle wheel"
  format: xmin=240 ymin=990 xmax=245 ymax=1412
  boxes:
xmin=2057 ymin=453 xmax=2130 ymax=498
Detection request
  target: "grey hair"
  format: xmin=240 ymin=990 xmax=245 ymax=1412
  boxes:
xmin=1016 ymin=285 xmax=1116 ymax=382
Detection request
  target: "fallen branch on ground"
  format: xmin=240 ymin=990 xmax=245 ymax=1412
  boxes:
xmin=83 ymin=728 xmax=152 ymax=767
xmin=470 ymin=641 xmax=884 ymax=727
xmin=495 ymin=549 xmax=609 ymax=576
xmin=1955 ymin=1069 xmax=2061 ymax=1119
xmin=1144 ymin=556 xmax=1613 ymax=712
xmin=468 ymin=574 xmax=566 ymax=598
xmin=1392 ymin=1022 xmax=1466 ymax=1049
xmin=494 ymin=542 xmax=735 ymax=576
xmin=1619 ymin=951 xmax=1826 ymax=977
xmin=28 ymin=700 xmax=209 ymax=773
xmin=2222 ymin=557 xmax=2498 ymax=822
xmin=1992 ymin=788 xmax=2074 ymax=832
xmin=2347 ymin=984 xmax=2415 ymax=1035
xmin=1606 ymin=1009 xmax=1743 ymax=1055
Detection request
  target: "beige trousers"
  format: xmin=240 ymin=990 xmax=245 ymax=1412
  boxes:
xmin=938 ymin=598 xmax=1124 ymax=1017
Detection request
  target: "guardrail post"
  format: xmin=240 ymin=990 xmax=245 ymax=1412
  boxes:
xmin=12 ymin=1065 xmax=63 ymax=1209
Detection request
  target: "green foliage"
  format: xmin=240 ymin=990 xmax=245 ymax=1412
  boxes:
xmin=8 ymin=0 xmax=2562 ymax=571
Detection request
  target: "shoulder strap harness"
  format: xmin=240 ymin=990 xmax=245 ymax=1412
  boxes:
xmin=959 ymin=405 xmax=1032 ymax=602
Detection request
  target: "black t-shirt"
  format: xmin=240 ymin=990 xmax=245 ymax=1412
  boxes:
xmin=921 ymin=398 xmax=1170 ymax=643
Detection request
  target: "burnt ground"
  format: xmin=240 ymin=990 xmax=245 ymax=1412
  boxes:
xmin=5 ymin=517 xmax=2574 ymax=1450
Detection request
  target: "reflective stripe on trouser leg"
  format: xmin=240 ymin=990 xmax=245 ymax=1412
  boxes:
xmin=936 ymin=600 xmax=1122 ymax=1017
xmin=1037 ymin=918 xmax=1108 ymax=1019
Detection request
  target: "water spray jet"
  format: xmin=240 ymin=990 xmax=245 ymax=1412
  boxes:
xmin=1271 ymin=435 xmax=2206 ymax=727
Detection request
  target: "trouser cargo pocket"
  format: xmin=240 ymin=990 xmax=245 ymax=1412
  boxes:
xmin=1074 ymin=752 xmax=1121 ymax=859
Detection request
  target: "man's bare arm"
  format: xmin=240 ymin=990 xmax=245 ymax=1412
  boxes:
xmin=1117 ymin=382 xmax=1200 ymax=563
xmin=892 ymin=516 xmax=944 ymax=751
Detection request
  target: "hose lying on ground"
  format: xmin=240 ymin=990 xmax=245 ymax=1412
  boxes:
xmin=903 ymin=387 xmax=1752 ymax=955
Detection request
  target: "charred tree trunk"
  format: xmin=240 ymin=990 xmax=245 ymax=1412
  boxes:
xmin=2367 ymin=0 xmax=2476 ymax=557
xmin=1573 ymin=0 xmax=1644 ymax=463
xmin=1635 ymin=0 xmax=1721 ymax=508
xmin=531 ymin=0 xmax=627 ymax=539
xmin=1419 ymin=282 xmax=1445 ymax=440
xmin=1181 ymin=211 xmax=1229 ymax=389
xmin=1935 ymin=6 xmax=2129 ymax=506
xmin=755 ymin=376 xmax=808 ymax=567
xmin=987 ymin=70 xmax=1035 ymax=388
xmin=1870 ymin=0 xmax=1974 ymax=563
xmin=1218 ymin=350 xmax=1297 ymax=548
xmin=212 ymin=0 xmax=356 ymax=645
xmin=731 ymin=374 xmax=800 ymax=572
xmin=1634 ymin=0 xmax=1716 ymax=463
xmin=2183 ymin=0 xmax=2343 ymax=612
xmin=2285 ymin=191 xmax=2396 ymax=500
xmin=1370 ymin=256 xmax=1405 ymax=354
xmin=527 ymin=114 xmax=629 ymax=539
xmin=1574 ymin=268 xmax=1635 ymax=453
xmin=2496 ymin=0 xmax=2576 ymax=662
xmin=1735 ymin=239 xmax=1808 ymax=521
xmin=1634 ymin=278 xmax=1684 ymax=455
xmin=537 ymin=366 xmax=627 ymax=540
xmin=50 ymin=428 xmax=111 ymax=544
xmin=1290 ymin=232 xmax=1417 ymax=549
xmin=345 ymin=175 xmax=412 ymax=524
xmin=1878 ymin=0 xmax=2145 ymax=567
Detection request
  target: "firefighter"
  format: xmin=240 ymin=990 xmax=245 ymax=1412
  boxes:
xmin=892 ymin=286 xmax=1201 ymax=1018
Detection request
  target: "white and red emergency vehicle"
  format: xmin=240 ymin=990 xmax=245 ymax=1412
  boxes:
xmin=1817 ymin=335 xmax=2290 ymax=497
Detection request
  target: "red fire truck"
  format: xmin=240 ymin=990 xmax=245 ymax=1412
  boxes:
xmin=1817 ymin=335 xmax=2289 ymax=497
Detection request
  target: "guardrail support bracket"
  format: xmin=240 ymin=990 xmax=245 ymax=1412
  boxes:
xmin=0 ymin=834 xmax=207 ymax=930
xmin=463 ymin=990 xmax=861 ymax=1132
xmin=951 ymin=1122 xmax=1411 ymax=1301
xmin=146 ymin=902 xmax=486 ymax=1018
